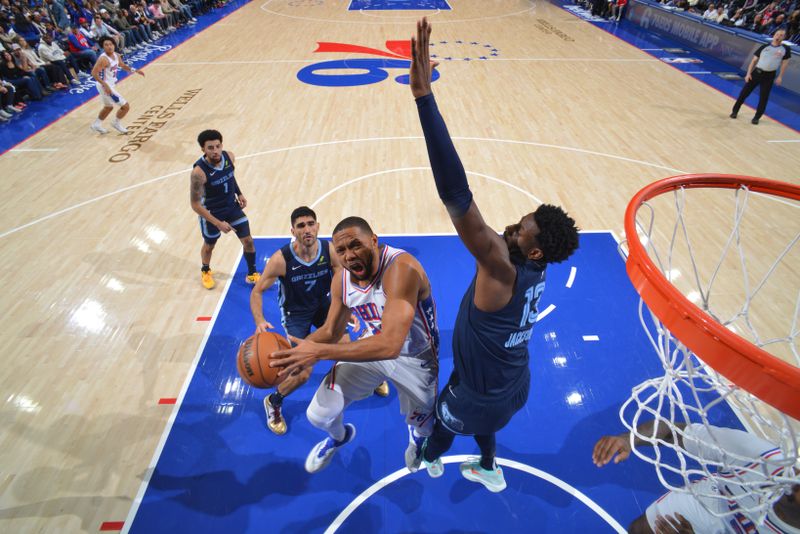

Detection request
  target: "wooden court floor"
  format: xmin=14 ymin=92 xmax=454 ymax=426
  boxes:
xmin=0 ymin=0 xmax=798 ymax=531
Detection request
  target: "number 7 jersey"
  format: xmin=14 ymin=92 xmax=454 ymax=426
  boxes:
xmin=343 ymin=244 xmax=439 ymax=359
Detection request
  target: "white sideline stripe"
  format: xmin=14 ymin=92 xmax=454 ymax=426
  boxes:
xmin=9 ymin=148 xmax=59 ymax=152
xmin=685 ymin=71 xmax=711 ymax=74
xmin=120 ymin=250 xmax=242 ymax=534
xmin=641 ymin=48 xmax=662 ymax=51
xmin=536 ymin=303 xmax=556 ymax=322
xmin=566 ymin=266 xmax=577 ymax=288
xmin=583 ymin=335 xmax=600 ymax=341
xmin=767 ymin=139 xmax=800 ymax=143
xmin=324 ymin=455 xmax=626 ymax=534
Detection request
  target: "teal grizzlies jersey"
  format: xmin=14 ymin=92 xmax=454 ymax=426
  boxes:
xmin=193 ymin=151 xmax=237 ymax=210
xmin=452 ymin=261 xmax=546 ymax=396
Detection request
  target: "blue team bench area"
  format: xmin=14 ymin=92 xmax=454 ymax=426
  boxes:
xmin=124 ymin=233 xmax=741 ymax=533
xmin=348 ymin=0 xmax=452 ymax=10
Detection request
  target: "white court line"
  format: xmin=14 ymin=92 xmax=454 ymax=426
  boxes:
xmin=151 ymin=58 xmax=659 ymax=66
xmin=324 ymin=455 xmax=626 ymax=534
xmin=641 ymin=48 xmax=662 ymax=51
xmin=583 ymin=335 xmax=600 ymax=341
xmin=685 ymin=71 xmax=711 ymax=74
xmin=751 ymin=191 xmax=800 ymax=210
xmin=310 ymin=167 xmax=543 ymax=207
xmin=121 ymin=250 xmax=242 ymax=534
xmin=486 ymin=58 xmax=658 ymax=62
xmin=359 ymin=8 xmax=442 ymax=19
xmin=767 ymin=139 xmax=800 ymax=143
xmin=152 ymin=59 xmax=318 ymax=65
xmin=537 ymin=303 xmax=556 ymax=322
xmin=0 ymin=136 xmax=685 ymax=240
xmin=9 ymin=148 xmax=59 ymax=152
xmin=566 ymin=266 xmax=577 ymax=288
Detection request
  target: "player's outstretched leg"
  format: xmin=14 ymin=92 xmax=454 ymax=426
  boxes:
xmin=420 ymin=438 xmax=444 ymax=478
xmin=304 ymin=379 xmax=355 ymax=473
xmin=405 ymin=424 xmax=426 ymax=472
xmin=459 ymin=458 xmax=506 ymax=492
xmin=304 ymin=423 xmax=356 ymax=474
xmin=459 ymin=434 xmax=506 ymax=492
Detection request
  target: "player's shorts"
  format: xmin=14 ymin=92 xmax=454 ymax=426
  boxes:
xmin=281 ymin=305 xmax=328 ymax=341
xmin=198 ymin=204 xmax=250 ymax=245
xmin=310 ymin=347 xmax=438 ymax=436
xmin=435 ymin=369 xmax=529 ymax=436
xmin=645 ymin=478 xmax=732 ymax=533
xmin=96 ymin=83 xmax=127 ymax=107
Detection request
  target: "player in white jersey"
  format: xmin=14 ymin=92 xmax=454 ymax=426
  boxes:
xmin=90 ymin=36 xmax=144 ymax=135
xmin=271 ymin=216 xmax=440 ymax=474
xmin=593 ymin=422 xmax=800 ymax=533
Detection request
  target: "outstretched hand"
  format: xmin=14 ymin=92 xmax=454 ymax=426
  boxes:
xmin=270 ymin=335 xmax=322 ymax=377
xmin=410 ymin=17 xmax=439 ymax=98
xmin=592 ymin=434 xmax=632 ymax=467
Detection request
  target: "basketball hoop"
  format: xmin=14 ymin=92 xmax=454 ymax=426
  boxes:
xmin=621 ymin=174 xmax=800 ymax=525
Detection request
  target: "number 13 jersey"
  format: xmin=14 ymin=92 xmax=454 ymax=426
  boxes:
xmin=453 ymin=260 xmax=546 ymax=396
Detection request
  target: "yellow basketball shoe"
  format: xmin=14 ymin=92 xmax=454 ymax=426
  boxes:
xmin=201 ymin=269 xmax=215 ymax=289
xmin=373 ymin=381 xmax=390 ymax=397
xmin=245 ymin=272 xmax=260 ymax=285
xmin=264 ymin=394 xmax=287 ymax=435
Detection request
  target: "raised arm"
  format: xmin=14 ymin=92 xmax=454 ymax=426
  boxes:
xmin=410 ymin=18 xmax=515 ymax=284
xmin=250 ymin=249 xmax=286 ymax=333
xmin=271 ymin=257 xmax=422 ymax=376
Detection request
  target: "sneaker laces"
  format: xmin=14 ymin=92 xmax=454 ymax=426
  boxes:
xmin=270 ymin=402 xmax=283 ymax=424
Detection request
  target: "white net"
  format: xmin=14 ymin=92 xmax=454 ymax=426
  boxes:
xmin=620 ymin=180 xmax=800 ymax=526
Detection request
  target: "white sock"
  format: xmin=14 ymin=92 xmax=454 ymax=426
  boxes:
xmin=93 ymin=118 xmax=102 ymax=127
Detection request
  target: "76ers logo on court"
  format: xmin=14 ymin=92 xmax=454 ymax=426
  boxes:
xmin=297 ymin=40 xmax=441 ymax=87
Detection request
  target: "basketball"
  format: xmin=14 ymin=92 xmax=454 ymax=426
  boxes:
xmin=236 ymin=332 xmax=291 ymax=388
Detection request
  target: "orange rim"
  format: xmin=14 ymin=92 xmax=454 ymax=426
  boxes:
xmin=624 ymin=174 xmax=800 ymax=420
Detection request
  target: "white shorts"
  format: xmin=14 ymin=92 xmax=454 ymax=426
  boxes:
xmin=645 ymin=478 xmax=731 ymax=534
xmin=312 ymin=348 xmax=438 ymax=436
xmin=96 ymin=83 xmax=127 ymax=107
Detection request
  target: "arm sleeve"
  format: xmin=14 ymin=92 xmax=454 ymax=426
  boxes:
xmin=754 ymin=44 xmax=766 ymax=57
xmin=783 ymin=45 xmax=791 ymax=60
xmin=415 ymin=93 xmax=473 ymax=218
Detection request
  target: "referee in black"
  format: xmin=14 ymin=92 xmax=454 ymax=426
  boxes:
xmin=730 ymin=29 xmax=791 ymax=125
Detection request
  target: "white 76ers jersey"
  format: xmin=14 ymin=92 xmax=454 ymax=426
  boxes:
xmin=342 ymin=245 xmax=439 ymax=359
xmin=100 ymin=52 xmax=120 ymax=85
